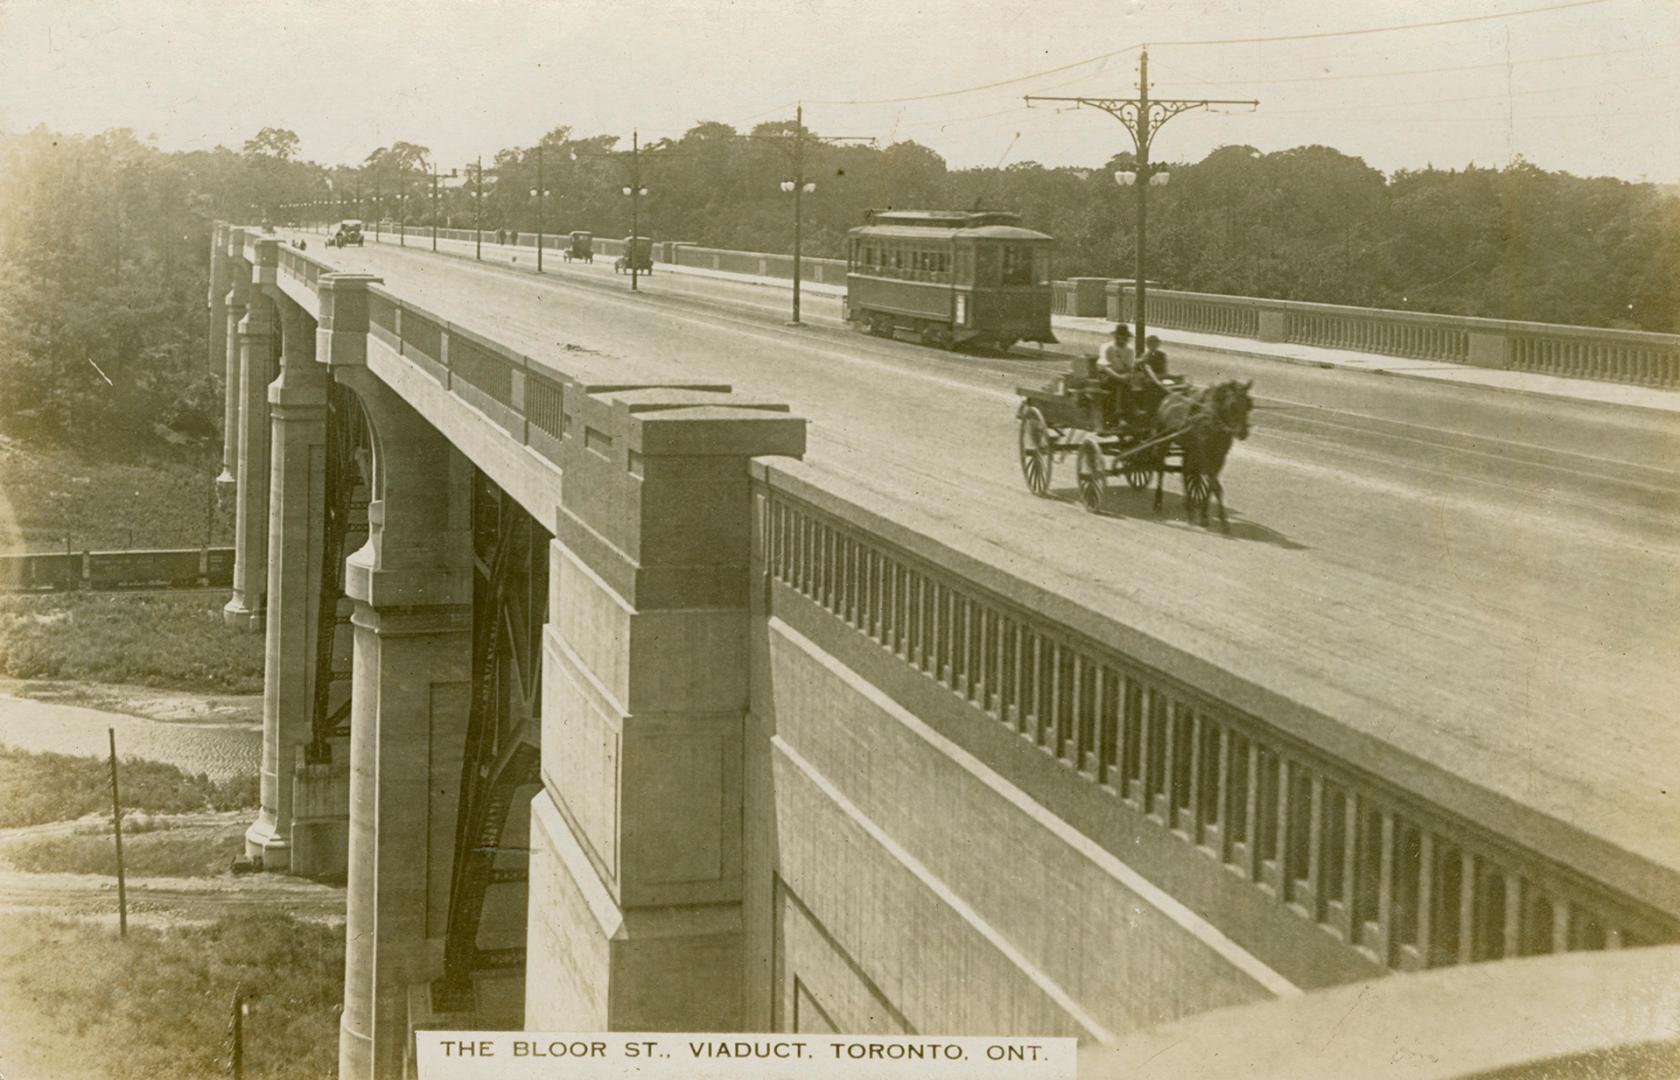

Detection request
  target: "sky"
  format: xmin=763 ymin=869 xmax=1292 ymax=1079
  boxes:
xmin=1 ymin=0 xmax=1677 ymax=182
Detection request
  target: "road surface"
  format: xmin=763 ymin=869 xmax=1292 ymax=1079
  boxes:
xmin=284 ymin=231 xmax=1680 ymax=886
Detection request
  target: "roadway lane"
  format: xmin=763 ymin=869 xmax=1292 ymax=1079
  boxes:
xmin=288 ymin=232 xmax=1680 ymax=882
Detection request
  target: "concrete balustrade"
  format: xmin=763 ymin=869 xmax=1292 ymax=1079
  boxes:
xmin=1109 ymin=284 xmax=1680 ymax=387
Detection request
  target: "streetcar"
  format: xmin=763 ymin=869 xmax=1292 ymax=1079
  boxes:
xmin=845 ymin=209 xmax=1057 ymax=351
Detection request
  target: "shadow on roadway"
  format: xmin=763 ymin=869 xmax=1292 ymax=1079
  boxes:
xmin=1046 ymin=487 xmax=1310 ymax=551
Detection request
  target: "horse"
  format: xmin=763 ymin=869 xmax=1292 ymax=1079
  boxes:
xmin=1152 ymin=379 xmax=1254 ymax=531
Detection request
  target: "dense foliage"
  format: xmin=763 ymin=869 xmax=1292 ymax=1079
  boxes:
xmin=2 ymin=122 xmax=1675 ymax=457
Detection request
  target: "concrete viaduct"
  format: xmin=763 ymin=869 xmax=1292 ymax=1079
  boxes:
xmin=208 ymin=224 xmax=1680 ymax=1078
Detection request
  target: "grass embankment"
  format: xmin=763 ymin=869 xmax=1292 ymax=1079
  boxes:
xmin=0 ymin=435 xmax=233 ymax=552
xmin=5 ymin=821 xmax=249 ymax=876
xmin=0 ymin=590 xmax=265 ymax=692
xmin=0 ymin=912 xmax=343 ymax=1080
xmin=0 ymin=744 xmax=258 ymax=829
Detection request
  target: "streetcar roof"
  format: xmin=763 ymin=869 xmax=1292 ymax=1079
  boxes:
xmin=848 ymin=223 xmax=1053 ymax=242
xmin=862 ymin=209 xmax=1022 ymax=227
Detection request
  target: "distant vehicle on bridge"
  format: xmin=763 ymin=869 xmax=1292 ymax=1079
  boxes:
xmin=845 ymin=209 xmax=1058 ymax=352
xmin=614 ymin=235 xmax=653 ymax=275
xmin=564 ymin=230 xmax=593 ymax=264
xmin=328 ymin=220 xmax=365 ymax=248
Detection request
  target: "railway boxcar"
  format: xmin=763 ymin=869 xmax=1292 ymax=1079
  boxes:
xmin=845 ymin=209 xmax=1057 ymax=351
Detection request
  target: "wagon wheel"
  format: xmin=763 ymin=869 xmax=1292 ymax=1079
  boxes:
xmin=1018 ymin=407 xmax=1054 ymax=497
xmin=1076 ymin=437 xmax=1107 ymax=513
xmin=1123 ymin=459 xmax=1156 ymax=491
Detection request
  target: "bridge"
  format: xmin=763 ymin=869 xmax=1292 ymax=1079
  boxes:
xmin=208 ymin=223 xmax=1680 ymax=1078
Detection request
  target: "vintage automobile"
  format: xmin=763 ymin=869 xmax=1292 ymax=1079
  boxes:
xmin=327 ymin=220 xmax=365 ymax=248
xmin=614 ymin=235 xmax=654 ymax=275
xmin=845 ymin=209 xmax=1057 ymax=352
xmin=564 ymin=230 xmax=593 ymax=263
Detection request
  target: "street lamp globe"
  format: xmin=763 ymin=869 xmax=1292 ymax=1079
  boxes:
xmin=779 ymin=180 xmax=795 ymax=193
xmin=1114 ymin=170 xmax=1138 ymax=186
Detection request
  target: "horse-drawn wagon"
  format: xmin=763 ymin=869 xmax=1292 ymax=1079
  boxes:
xmin=1016 ymin=371 xmax=1254 ymax=530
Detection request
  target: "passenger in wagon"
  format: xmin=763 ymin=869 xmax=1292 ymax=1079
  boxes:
xmin=1131 ymin=335 xmax=1170 ymax=421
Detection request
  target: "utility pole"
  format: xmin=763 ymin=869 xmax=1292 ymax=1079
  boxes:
xmin=750 ymin=107 xmax=872 ymax=325
xmin=432 ymin=165 xmax=440 ymax=252
xmin=474 ymin=155 xmax=484 ymax=261
xmin=1027 ymin=48 xmax=1256 ymax=347
xmin=231 ymin=987 xmax=247 ymax=1079
xmin=108 ymin=727 xmax=127 ymax=938
xmin=536 ymin=144 xmax=546 ymax=273
xmin=629 ymin=130 xmax=643 ymax=292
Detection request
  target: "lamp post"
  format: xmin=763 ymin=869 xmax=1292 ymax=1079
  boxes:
xmin=623 ymin=131 xmax=648 ymax=292
xmin=779 ymin=178 xmax=818 ymax=325
xmin=1112 ymin=166 xmax=1170 ymax=346
xmin=531 ymin=144 xmax=549 ymax=273
xmin=473 ymin=155 xmax=484 ymax=261
xmin=622 ymin=178 xmax=649 ymax=291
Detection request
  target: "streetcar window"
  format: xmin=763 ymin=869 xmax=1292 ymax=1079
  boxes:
xmin=1034 ymin=248 xmax=1051 ymax=285
xmin=1001 ymin=245 xmax=1033 ymax=286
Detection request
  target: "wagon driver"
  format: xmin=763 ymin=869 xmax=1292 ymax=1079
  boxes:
xmin=1097 ymin=324 xmax=1136 ymax=426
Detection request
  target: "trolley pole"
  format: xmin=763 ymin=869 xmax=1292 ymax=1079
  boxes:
xmin=1026 ymin=50 xmax=1256 ymax=349
xmin=1135 ymin=50 xmax=1148 ymax=347
xmin=792 ymin=106 xmax=805 ymax=325
xmin=474 ymin=155 xmax=483 ymax=261
xmin=754 ymin=109 xmax=871 ymax=325
xmin=630 ymin=130 xmax=641 ymax=293
xmin=108 ymin=727 xmax=127 ymax=938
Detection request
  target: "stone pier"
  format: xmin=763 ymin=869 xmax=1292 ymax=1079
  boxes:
xmin=328 ymin=272 xmax=475 ymax=1080
xmin=217 ymin=226 xmax=249 ymax=496
xmin=224 ymin=235 xmax=278 ymax=630
xmin=525 ymin=386 xmax=804 ymax=1030
xmin=245 ymin=300 xmax=327 ymax=870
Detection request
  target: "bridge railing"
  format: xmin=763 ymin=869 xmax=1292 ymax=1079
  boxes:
xmin=1111 ymin=285 xmax=1680 ymax=388
xmin=753 ymin=468 xmax=1679 ymax=979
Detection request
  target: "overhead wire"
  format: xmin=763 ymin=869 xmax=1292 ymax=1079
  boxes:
xmin=1148 ymin=0 xmax=1608 ymax=47
xmin=1146 ymin=40 xmax=1680 ymax=89
xmin=1236 ymin=73 xmax=1677 ymax=115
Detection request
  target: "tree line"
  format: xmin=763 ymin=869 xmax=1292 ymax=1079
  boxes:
xmin=2 ymin=122 xmax=1675 ymax=452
